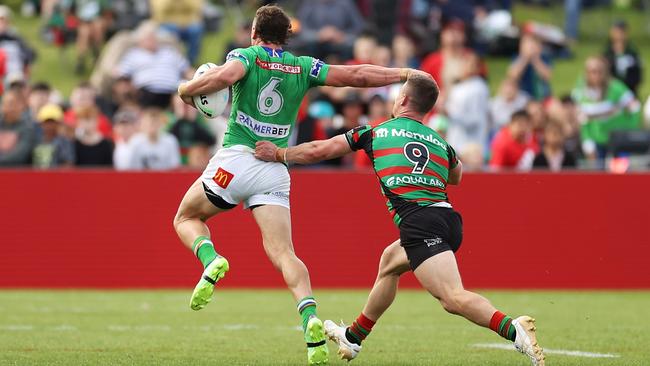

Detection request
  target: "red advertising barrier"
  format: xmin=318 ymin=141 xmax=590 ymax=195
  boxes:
xmin=1 ymin=170 xmax=649 ymax=289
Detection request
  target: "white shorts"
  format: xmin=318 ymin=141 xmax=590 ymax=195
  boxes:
xmin=201 ymin=145 xmax=290 ymax=209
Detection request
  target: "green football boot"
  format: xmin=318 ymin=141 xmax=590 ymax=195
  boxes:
xmin=306 ymin=316 xmax=329 ymax=365
xmin=189 ymin=256 xmax=229 ymax=310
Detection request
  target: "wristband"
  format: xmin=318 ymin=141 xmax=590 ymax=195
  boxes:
xmin=275 ymin=148 xmax=286 ymax=163
xmin=399 ymin=68 xmax=410 ymax=82
xmin=177 ymin=83 xmax=187 ymax=97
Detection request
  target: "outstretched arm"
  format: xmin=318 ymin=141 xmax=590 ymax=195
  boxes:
xmin=325 ymin=64 xmax=414 ymax=87
xmin=177 ymin=60 xmax=246 ymax=101
xmin=255 ymin=135 xmax=352 ymax=164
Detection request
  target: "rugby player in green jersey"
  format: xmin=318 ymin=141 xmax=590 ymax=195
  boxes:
xmin=255 ymin=74 xmax=545 ymax=366
xmin=174 ymin=5 xmax=419 ymax=365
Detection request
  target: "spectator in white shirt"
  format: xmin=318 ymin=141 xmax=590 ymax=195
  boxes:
xmin=445 ymin=54 xmax=490 ymax=155
xmin=116 ymin=22 xmax=193 ymax=109
xmin=113 ymin=108 xmax=140 ymax=171
xmin=127 ymin=108 xmax=181 ymax=170
xmin=490 ymin=78 xmax=530 ymax=133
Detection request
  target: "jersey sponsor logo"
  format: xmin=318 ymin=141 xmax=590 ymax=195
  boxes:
xmin=374 ymin=128 xmax=389 ymax=138
xmin=385 ymin=175 xmax=445 ymax=189
xmin=226 ymin=50 xmax=249 ymax=66
xmin=213 ymin=167 xmax=234 ymax=189
xmin=310 ymin=59 xmax=324 ymax=78
xmin=378 ymin=128 xmax=447 ymax=149
xmin=255 ymin=57 xmax=302 ymax=74
xmin=236 ymin=111 xmax=291 ymax=138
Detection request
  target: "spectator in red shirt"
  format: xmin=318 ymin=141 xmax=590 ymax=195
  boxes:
xmin=489 ymin=110 xmax=538 ymax=170
xmin=63 ymin=82 xmax=112 ymax=139
xmin=420 ymin=20 xmax=486 ymax=105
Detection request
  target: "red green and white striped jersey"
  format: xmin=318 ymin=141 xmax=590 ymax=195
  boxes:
xmin=345 ymin=117 xmax=459 ymax=226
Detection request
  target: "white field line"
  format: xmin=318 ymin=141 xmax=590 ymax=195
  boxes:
xmin=472 ymin=343 xmax=621 ymax=358
xmin=0 ymin=325 xmax=34 ymax=331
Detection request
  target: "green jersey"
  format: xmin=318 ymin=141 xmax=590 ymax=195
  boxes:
xmin=572 ymin=78 xmax=641 ymax=145
xmin=222 ymin=46 xmax=330 ymax=149
xmin=345 ymin=117 xmax=459 ymax=226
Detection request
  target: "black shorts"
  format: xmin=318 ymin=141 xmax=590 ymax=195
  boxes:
xmin=399 ymin=207 xmax=463 ymax=270
xmin=202 ymin=182 xmax=237 ymax=210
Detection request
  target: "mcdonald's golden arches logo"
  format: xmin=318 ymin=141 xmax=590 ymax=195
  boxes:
xmin=213 ymin=168 xmax=234 ymax=188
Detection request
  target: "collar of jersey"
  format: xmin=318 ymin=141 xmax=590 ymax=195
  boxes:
xmin=260 ymin=46 xmax=284 ymax=58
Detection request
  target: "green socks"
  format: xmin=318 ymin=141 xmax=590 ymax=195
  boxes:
xmin=297 ymin=296 xmax=318 ymax=332
xmin=191 ymin=236 xmax=218 ymax=268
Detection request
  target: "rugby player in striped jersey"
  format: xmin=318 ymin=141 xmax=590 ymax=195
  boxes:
xmin=254 ymin=73 xmax=545 ymax=366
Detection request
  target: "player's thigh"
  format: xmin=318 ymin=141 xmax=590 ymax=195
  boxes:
xmin=252 ymin=205 xmax=294 ymax=258
xmin=378 ymin=240 xmax=411 ymax=277
xmin=175 ymin=178 xmax=227 ymax=222
xmin=399 ymin=207 xmax=462 ymax=270
xmin=242 ymin=161 xmax=291 ymax=210
xmin=412 ymin=250 xmax=464 ymax=299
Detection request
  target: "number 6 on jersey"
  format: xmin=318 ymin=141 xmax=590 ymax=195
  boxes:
xmin=404 ymin=142 xmax=430 ymax=174
xmin=258 ymin=77 xmax=284 ymax=116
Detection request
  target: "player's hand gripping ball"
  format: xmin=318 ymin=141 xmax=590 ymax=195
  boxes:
xmin=192 ymin=63 xmax=230 ymax=119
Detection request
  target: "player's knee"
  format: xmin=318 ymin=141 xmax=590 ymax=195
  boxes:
xmin=172 ymin=210 xmax=183 ymax=232
xmin=173 ymin=208 xmax=199 ymax=231
xmin=264 ymin=240 xmax=297 ymax=270
xmin=439 ymin=289 xmax=467 ymax=315
xmin=378 ymin=243 xmax=407 ymax=278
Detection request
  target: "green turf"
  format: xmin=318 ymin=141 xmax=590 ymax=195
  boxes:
xmin=0 ymin=290 xmax=648 ymax=365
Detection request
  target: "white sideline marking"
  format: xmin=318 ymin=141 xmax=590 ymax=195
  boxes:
xmin=223 ymin=324 xmax=258 ymax=330
xmin=0 ymin=325 xmax=33 ymax=331
xmin=51 ymin=324 xmax=77 ymax=331
xmin=472 ymin=343 xmax=620 ymax=358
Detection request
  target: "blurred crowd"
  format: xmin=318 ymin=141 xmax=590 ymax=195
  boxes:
xmin=0 ymin=0 xmax=649 ymax=172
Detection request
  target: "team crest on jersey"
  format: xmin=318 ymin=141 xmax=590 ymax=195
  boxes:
xmin=310 ymin=59 xmax=324 ymax=78
xmin=213 ymin=168 xmax=234 ymax=189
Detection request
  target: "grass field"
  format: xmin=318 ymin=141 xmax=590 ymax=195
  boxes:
xmin=0 ymin=290 xmax=649 ymax=365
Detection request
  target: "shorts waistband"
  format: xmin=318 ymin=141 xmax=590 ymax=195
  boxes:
xmin=428 ymin=202 xmax=452 ymax=208
xmin=221 ymin=145 xmax=255 ymax=154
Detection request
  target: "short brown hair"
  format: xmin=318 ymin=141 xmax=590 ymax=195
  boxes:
xmin=405 ymin=74 xmax=440 ymax=114
xmin=510 ymin=110 xmax=530 ymax=123
xmin=254 ymin=5 xmax=292 ymax=45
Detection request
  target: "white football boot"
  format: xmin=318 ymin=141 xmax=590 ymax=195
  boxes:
xmin=512 ymin=316 xmax=545 ymax=366
xmin=324 ymin=320 xmax=362 ymax=361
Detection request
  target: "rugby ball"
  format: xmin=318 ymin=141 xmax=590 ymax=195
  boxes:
xmin=192 ymin=63 xmax=230 ymax=119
